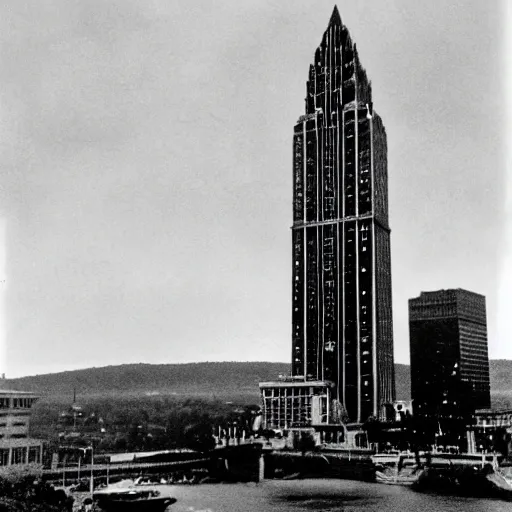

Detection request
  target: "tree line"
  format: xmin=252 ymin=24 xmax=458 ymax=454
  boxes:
xmin=30 ymin=395 xmax=261 ymax=454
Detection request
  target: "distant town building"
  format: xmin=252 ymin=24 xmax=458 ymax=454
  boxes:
xmin=392 ymin=400 xmax=413 ymax=423
xmin=409 ymin=289 xmax=491 ymax=441
xmin=0 ymin=390 xmax=43 ymax=476
xmin=58 ymin=396 xmax=106 ymax=443
xmin=287 ymin=6 xmax=395 ymax=425
xmin=466 ymin=408 xmax=512 ymax=455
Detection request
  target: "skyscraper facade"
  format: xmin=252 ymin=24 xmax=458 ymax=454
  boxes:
xmin=290 ymin=7 xmax=395 ymax=423
xmin=409 ymin=289 xmax=491 ymax=422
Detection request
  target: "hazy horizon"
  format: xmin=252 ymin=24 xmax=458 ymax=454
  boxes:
xmin=1 ymin=1 xmax=509 ymax=378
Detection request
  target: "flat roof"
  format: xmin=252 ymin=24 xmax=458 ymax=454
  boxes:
xmin=0 ymin=390 xmax=38 ymax=396
xmin=0 ymin=438 xmax=44 ymax=448
xmin=259 ymin=381 xmax=333 ymax=388
xmin=475 ymin=408 xmax=512 ymax=415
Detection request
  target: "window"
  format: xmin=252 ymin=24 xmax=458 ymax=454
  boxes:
xmin=28 ymin=446 xmax=40 ymax=464
xmin=355 ymin=433 xmax=367 ymax=448
xmin=12 ymin=447 xmax=26 ymax=464
xmin=324 ymin=237 xmax=334 ymax=255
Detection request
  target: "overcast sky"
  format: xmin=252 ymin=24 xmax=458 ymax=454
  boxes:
xmin=0 ymin=1 xmax=508 ymax=378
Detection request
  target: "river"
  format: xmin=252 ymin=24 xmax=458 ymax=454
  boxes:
xmin=163 ymin=479 xmax=510 ymax=512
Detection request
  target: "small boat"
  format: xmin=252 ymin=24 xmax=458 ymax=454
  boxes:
xmin=93 ymin=488 xmax=177 ymax=512
xmin=375 ymin=465 xmax=425 ymax=486
xmin=372 ymin=453 xmax=425 ymax=486
xmin=485 ymin=462 xmax=512 ymax=497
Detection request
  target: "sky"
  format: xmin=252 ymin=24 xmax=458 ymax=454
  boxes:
xmin=0 ymin=0 xmax=509 ymax=378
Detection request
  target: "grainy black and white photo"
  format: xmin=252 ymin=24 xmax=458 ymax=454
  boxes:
xmin=0 ymin=1 xmax=510 ymax=511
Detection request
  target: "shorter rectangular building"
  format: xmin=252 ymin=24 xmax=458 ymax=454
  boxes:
xmin=409 ymin=289 xmax=490 ymax=414
xmin=409 ymin=289 xmax=491 ymax=448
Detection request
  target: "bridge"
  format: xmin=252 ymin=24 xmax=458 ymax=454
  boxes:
xmin=43 ymin=457 xmax=209 ymax=484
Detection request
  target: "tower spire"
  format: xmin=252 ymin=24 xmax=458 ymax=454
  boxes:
xmin=329 ymin=5 xmax=342 ymax=27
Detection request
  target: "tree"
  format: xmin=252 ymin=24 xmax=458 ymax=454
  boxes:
xmin=298 ymin=431 xmax=316 ymax=455
xmin=183 ymin=423 xmax=215 ymax=453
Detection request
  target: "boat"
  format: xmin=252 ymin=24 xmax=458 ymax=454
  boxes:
xmin=375 ymin=465 xmax=425 ymax=485
xmin=374 ymin=464 xmax=425 ymax=486
xmin=372 ymin=453 xmax=426 ymax=486
xmin=93 ymin=488 xmax=177 ymax=512
xmin=485 ymin=461 xmax=512 ymax=497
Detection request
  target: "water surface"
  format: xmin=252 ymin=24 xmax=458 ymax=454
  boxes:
xmin=165 ymin=479 xmax=510 ymax=512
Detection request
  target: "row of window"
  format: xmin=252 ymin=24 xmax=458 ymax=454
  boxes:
xmin=0 ymin=398 xmax=36 ymax=409
xmin=0 ymin=446 xmax=41 ymax=466
xmin=477 ymin=415 xmax=512 ymax=427
xmin=0 ymin=420 xmax=26 ymax=427
xmin=262 ymin=387 xmax=327 ymax=398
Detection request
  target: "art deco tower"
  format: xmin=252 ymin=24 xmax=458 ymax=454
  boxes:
xmin=291 ymin=7 xmax=395 ymax=423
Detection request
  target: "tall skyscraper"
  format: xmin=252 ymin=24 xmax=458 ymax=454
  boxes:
xmin=409 ymin=289 xmax=491 ymax=423
xmin=290 ymin=7 xmax=395 ymax=423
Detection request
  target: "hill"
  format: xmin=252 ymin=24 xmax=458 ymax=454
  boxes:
xmin=2 ymin=360 xmax=510 ymax=405
xmin=2 ymin=362 xmax=290 ymax=401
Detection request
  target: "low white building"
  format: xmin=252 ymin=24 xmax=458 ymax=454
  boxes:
xmin=0 ymin=390 xmax=44 ymax=477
